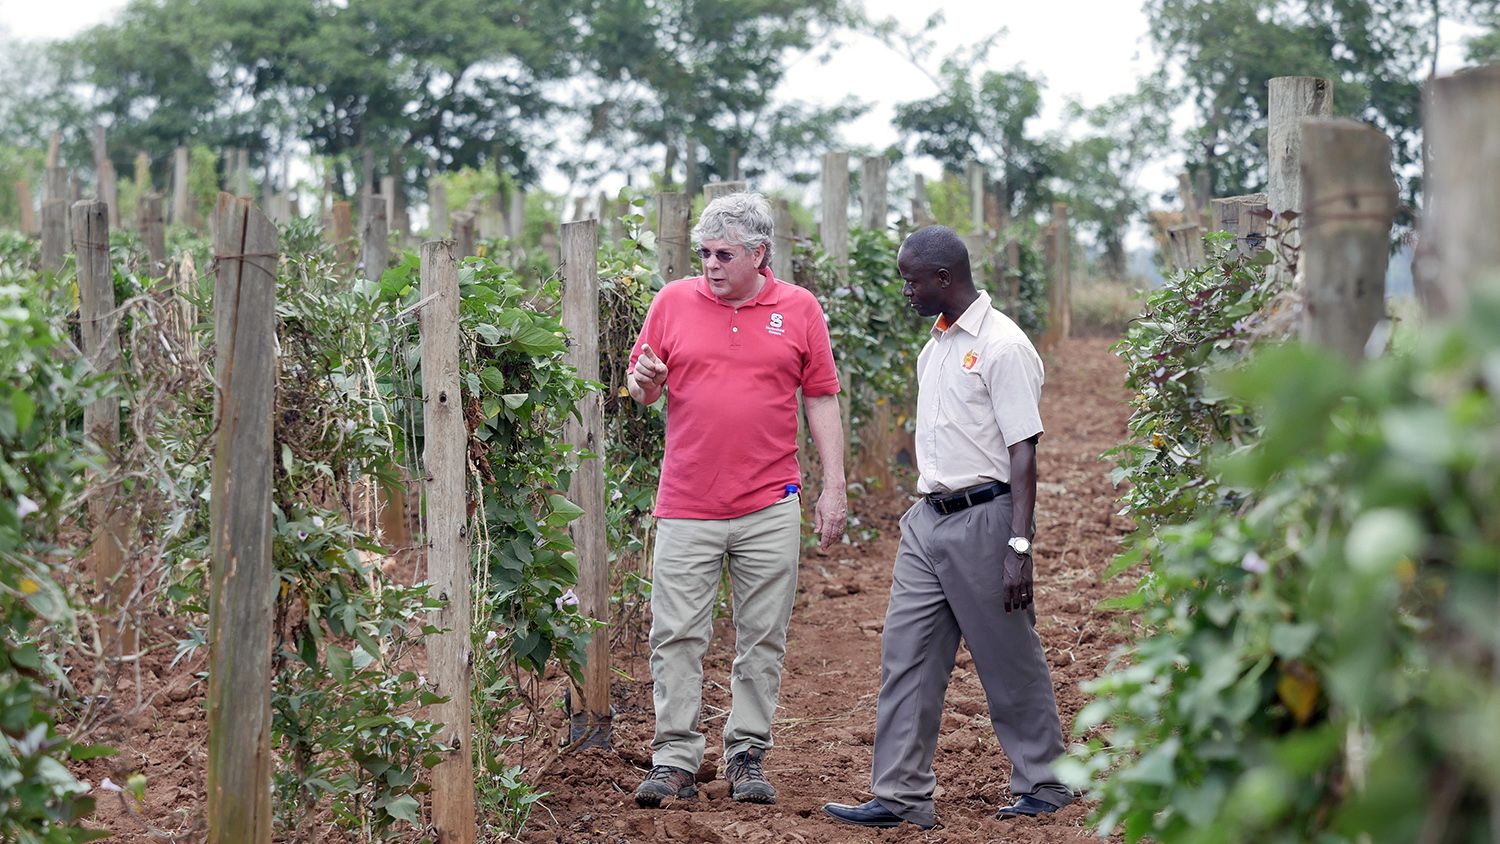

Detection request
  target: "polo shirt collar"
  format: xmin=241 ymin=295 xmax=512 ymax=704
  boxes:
xmin=931 ymin=291 xmax=991 ymax=338
xmin=694 ymin=266 xmax=783 ymax=307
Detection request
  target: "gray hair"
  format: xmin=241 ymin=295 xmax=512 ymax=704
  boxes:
xmin=692 ymin=192 xmax=774 ymax=266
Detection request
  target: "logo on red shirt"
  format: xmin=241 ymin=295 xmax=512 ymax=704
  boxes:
xmin=767 ymin=312 xmax=785 ymax=336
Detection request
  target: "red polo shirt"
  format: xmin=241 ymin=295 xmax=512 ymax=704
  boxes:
xmin=629 ymin=267 xmax=841 ymax=519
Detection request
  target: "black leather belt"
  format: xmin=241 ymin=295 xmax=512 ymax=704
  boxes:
xmin=926 ymin=480 xmax=1009 ymax=515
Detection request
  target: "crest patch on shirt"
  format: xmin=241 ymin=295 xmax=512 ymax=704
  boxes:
xmin=767 ymin=312 xmax=785 ymax=336
xmin=961 ymin=350 xmax=979 ymax=371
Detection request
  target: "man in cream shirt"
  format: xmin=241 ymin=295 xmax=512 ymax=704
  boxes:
xmin=823 ymin=225 xmax=1072 ymax=830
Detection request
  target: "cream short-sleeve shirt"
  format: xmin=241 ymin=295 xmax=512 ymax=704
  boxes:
xmin=913 ymin=291 xmax=1045 ymax=494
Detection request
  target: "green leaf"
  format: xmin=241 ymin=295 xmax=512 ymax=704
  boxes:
xmin=378 ymin=793 xmax=421 ymax=824
xmin=502 ymin=393 xmax=528 ymax=410
xmin=1269 ymin=622 xmax=1317 ymax=659
xmin=10 ymin=388 xmax=35 ymax=433
xmin=327 ymin=645 xmax=352 ymax=683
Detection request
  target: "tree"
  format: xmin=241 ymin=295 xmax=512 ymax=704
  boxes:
xmin=1145 ymin=0 xmax=1497 ymax=207
xmin=888 ymin=29 xmax=1059 ymax=218
xmin=1055 ymin=77 xmax=1175 ymax=279
xmin=577 ymin=0 xmax=858 ymax=188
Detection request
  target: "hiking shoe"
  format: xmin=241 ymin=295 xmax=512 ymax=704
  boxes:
xmin=634 ymin=765 xmax=697 ymax=807
xmin=725 ymin=747 xmax=777 ymax=804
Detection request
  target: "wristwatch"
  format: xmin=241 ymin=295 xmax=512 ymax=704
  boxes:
xmin=1007 ymin=536 xmax=1033 ymax=556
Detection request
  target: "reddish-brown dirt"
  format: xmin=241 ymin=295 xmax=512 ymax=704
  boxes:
xmin=67 ymin=335 xmax=1132 ymax=842
xmin=521 ymin=336 xmax=1134 ymax=844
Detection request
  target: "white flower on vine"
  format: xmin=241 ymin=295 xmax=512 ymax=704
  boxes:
xmin=555 ymin=589 xmax=579 ymax=610
xmin=1240 ymin=551 xmax=1269 ymax=574
xmin=485 ymin=630 xmax=499 ymax=648
xmin=15 ymin=495 xmax=39 ymax=519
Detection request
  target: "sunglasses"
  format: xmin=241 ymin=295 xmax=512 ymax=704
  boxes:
xmin=696 ymin=247 xmax=744 ymax=263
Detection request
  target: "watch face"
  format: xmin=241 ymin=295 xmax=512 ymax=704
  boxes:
xmin=1009 ymin=537 xmax=1031 ymax=554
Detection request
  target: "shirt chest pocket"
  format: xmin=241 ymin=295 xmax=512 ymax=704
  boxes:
xmin=943 ymin=365 xmax=992 ymax=423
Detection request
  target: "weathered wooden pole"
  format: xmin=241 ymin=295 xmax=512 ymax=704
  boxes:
xmin=171 ymin=146 xmax=191 ymax=225
xmin=912 ymin=174 xmax=935 ymax=227
xmin=685 ymin=137 xmax=700 ymax=199
xmin=1268 ymin=77 xmax=1333 ymax=284
xmin=860 ymin=155 xmax=889 ymax=231
xmin=703 ymin=180 xmax=747 ymax=206
xmin=1423 ymin=65 xmax=1500 ymax=317
xmin=14 ymin=179 xmax=36 ymax=235
xmin=235 ymin=148 xmax=251 ymax=197
xmin=73 ymin=200 xmax=133 ymax=654
xmin=1298 ymin=119 xmax=1398 ymax=361
xmin=561 ymin=220 xmax=611 ymax=746
xmin=1211 ymin=194 xmax=1270 ymax=258
xmin=656 ymin=192 xmax=692 ymax=282
xmin=450 ymin=211 xmax=476 ymax=259
xmin=330 ymin=201 xmax=355 ymax=269
xmin=140 ymin=193 xmax=167 ymax=270
xmin=771 ymin=197 xmax=794 ymax=282
xmin=965 ymin=160 xmax=984 ymax=234
xmin=821 ymin=153 xmax=849 ymax=284
xmin=1177 ymin=171 xmax=1202 ymax=229
xmin=508 ymin=189 xmax=527 ymax=242
xmin=428 ymin=178 xmax=448 ymax=238
xmin=1166 ymin=224 xmax=1206 ymax=270
xmin=41 ymin=168 xmax=69 ymax=272
xmin=361 ymin=194 xmax=389 ymax=280
xmin=418 ymin=240 xmax=476 ymax=842
xmin=207 ymin=193 xmax=278 ymax=844
xmin=1039 ymin=203 xmax=1072 ymax=351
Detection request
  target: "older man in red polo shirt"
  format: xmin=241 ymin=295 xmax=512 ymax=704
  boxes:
xmin=626 ymin=192 xmax=846 ymax=808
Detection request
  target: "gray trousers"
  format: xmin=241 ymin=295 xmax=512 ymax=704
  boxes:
xmin=870 ymin=493 xmax=1072 ymax=827
xmin=647 ymin=495 xmax=802 ymax=772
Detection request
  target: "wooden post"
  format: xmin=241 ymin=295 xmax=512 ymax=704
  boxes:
xmin=46 ymin=132 xmax=60 ymax=168
xmin=1424 ymin=65 xmax=1500 ymax=317
xmin=1177 ymin=171 xmax=1201 ymax=227
xmin=772 ymin=197 xmax=794 ymax=282
xmin=418 ymin=240 xmax=476 ymax=842
xmin=428 ymin=179 xmax=448 ymax=237
xmin=207 ymin=193 xmax=277 ymax=844
xmin=450 ymin=211 xmax=476 ymax=259
xmin=1211 ymin=194 xmax=1269 ymax=258
xmin=172 ymin=146 xmax=191 ymax=225
xmin=15 ymin=179 xmax=37 ymax=236
xmin=656 ymin=192 xmax=692 ymax=282
xmin=860 ymin=155 xmax=889 ymax=231
xmin=965 ymin=160 xmax=984 ymax=234
xmin=1268 ymin=77 xmax=1333 ymax=284
xmin=508 ymin=189 xmax=526 ymax=241
xmin=73 ymin=200 xmax=133 ymax=653
xmin=912 ymin=174 xmax=935 ymax=227
xmin=561 ymin=220 xmax=611 ymax=745
xmin=330 ymin=201 xmax=354 ymax=268
xmin=820 ymin=153 xmax=849 ymax=284
xmin=235 ymin=149 xmax=251 ymax=197
xmin=361 ymin=194 xmax=389 ymax=280
xmin=41 ymin=213 xmax=67 ymax=272
xmin=685 ymin=137 xmax=700 ymax=199
xmin=1040 ymin=203 xmax=1072 ymax=350
xmin=1298 ymin=119 xmax=1398 ymax=360
xmin=140 ymin=193 xmax=167 ymax=270
xmin=1166 ymin=224 xmax=1206 ymax=270
xmin=1004 ymin=238 xmax=1022 ymax=309
xmin=703 ymin=180 xmax=747 ymax=206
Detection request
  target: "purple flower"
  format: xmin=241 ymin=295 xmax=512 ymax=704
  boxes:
xmin=1240 ymin=551 xmax=1269 ymax=574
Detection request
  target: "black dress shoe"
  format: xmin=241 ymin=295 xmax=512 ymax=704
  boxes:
xmin=995 ymin=794 xmax=1062 ymax=819
xmin=823 ymin=798 xmax=932 ymax=829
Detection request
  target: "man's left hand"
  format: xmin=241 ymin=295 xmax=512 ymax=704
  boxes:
xmin=813 ymin=487 xmax=847 ymax=551
xmin=1003 ymin=549 xmax=1034 ymax=613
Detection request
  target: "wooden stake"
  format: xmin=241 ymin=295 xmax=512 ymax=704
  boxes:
xmin=860 ymin=155 xmax=889 ymax=231
xmin=772 ymin=197 xmax=794 ymax=282
xmin=1039 ymin=203 xmax=1072 ymax=351
xmin=1166 ymin=224 xmax=1206 ymax=269
xmin=561 ymin=220 xmax=611 ymax=745
xmin=73 ymin=200 xmax=133 ymax=653
xmin=361 ymin=194 xmax=389 ymax=280
xmin=1210 ymin=194 xmax=1269 ymax=257
xmin=820 ymin=153 xmax=849 ymax=284
xmin=330 ymin=201 xmax=354 ymax=268
xmin=140 ymin=193 xmax=167 ymax=271
xmin=428 ymin=179 xmax=448 ymax=238
xmin=1423 ymin=65 xmax=1500 ymax=317
xmin=702 ymin=180 xmax=747 ymax=206
xmin=656 ymin=192 xmax=691 ymax=283
xmin=912 ymin=174 xmax=935 ymax=227
xmin=172 ymin=146 xmax=191 ymax=225
xmin=207 ymin=193 xmax=278 ymax=844
xmin=450 ymin=211 xmax=476 ymax=259
xmin=15 ymin=179 xmax=37 ymax=236
xmin=1268 ymin=76 xmax=1333 ymax=285
xmin=41 ymin=199 xmax=67 ymax=272
xmin=419 ymin=240 xmax=476 ymax=842
xmin=1299 ymin=119 xmax=1398 ymax=361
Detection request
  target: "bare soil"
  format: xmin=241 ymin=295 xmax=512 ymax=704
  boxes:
xmin=69 ymin=335 xmax=1133 ymax=843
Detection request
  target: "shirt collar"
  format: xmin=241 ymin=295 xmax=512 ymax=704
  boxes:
xmin=931 ymin=291 xmax=991 ymax=339
xmin=694 ymin=266 xmax=783 ymax=307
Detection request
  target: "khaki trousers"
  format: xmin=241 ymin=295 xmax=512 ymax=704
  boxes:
xmin=648 ymin=495 xmax=801 ymax=772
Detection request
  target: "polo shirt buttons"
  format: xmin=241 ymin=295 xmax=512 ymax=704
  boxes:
xmin=732 ymin=327 xmax=739 ymax=332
